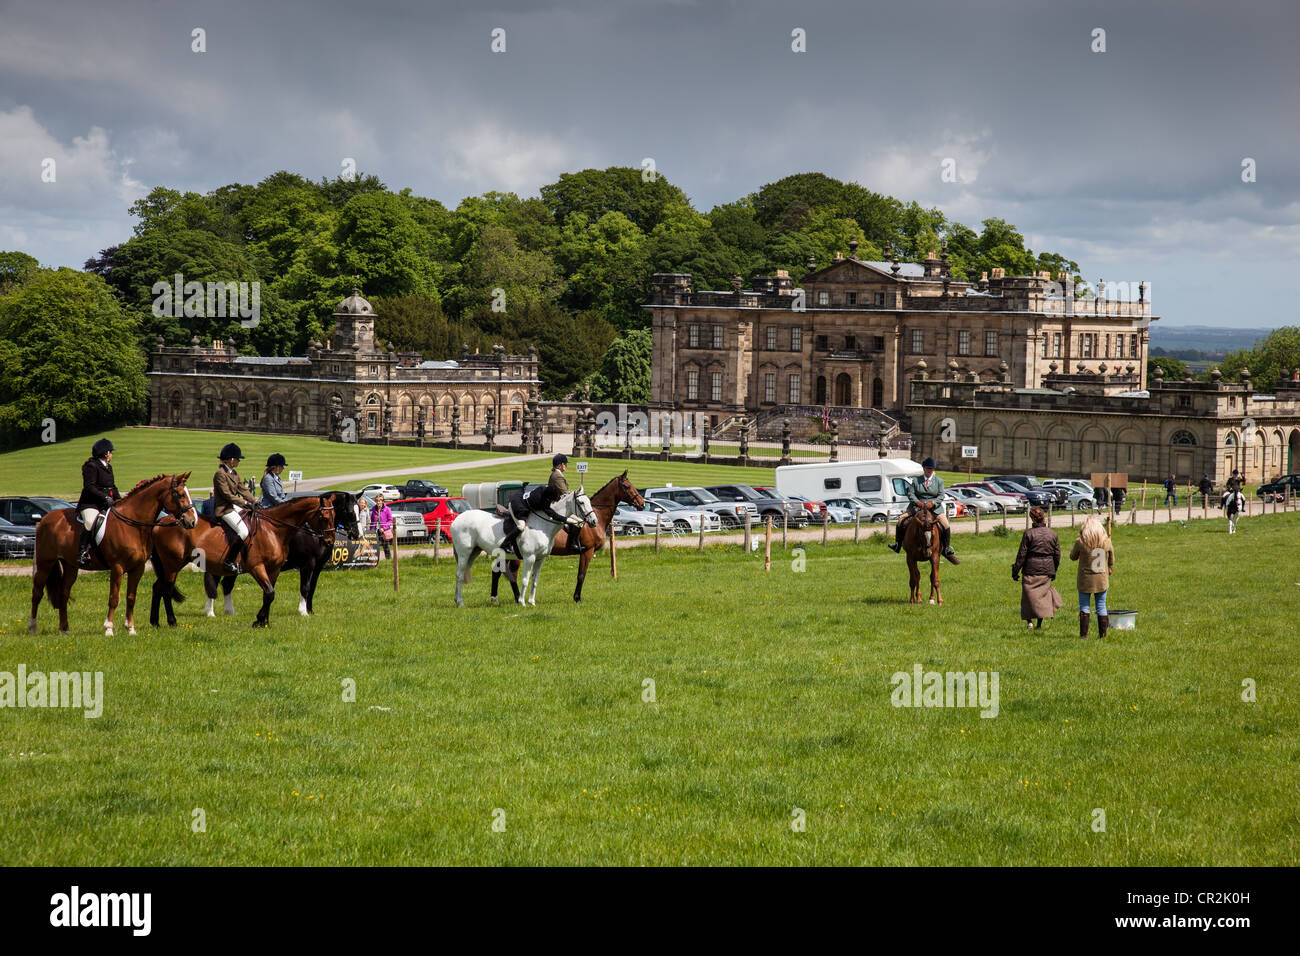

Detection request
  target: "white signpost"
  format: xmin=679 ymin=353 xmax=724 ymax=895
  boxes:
xmin=575 ymin=461 xmax=588 ymax=473
xmin=288 ymin=470 xmax=303 ymax=491
xmin=961 ymin=446 xmax=978 ymax=459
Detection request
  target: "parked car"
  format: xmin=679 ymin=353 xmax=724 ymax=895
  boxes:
xmin=705 ymin=484 xmax=809 ymax=526
xmin=643 ymin=486 xmax=756 ymax=529
xmin=774 ymin=459 xmax=924 ymax=517
xmin=945 ymin=487 xmax=1000 ymax=515
xmin=613 ymin=499 xmax=720 ymax=535
xmin=0 ymin=516 xmax=37 ymax=558
xmin=1042 ymin=478 xmax=1094 ymax=499
xmin=987 ymin=479 xmax=1056 ymax=508
xmin=356 ymin=484 xmax=402 ymax=507
xmin=389 ymin=496 xmax=471 ymax=540
xmin=1057 ymin=490 xmax=1096 ymax=511
xmin=776 ymin=492 xmax=829 ymax=521
xmin=389 ymin=510 xmax=428 ymax=542
xmin=951 ymin=482 xmax=1028 ymax=512
xmin=1257 ymin=474 xmax=1300 ymax=499
xmin=822 ymin=496 xmax=905 ymax=523
xmin=400 ymin=479 xmax=448 ymax=499
xmin=0 ymin=496 xmax=73 ymax=527
xmin=987 ymin=474 xmax=1067 ymax=506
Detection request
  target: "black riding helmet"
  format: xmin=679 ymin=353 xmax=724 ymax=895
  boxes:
xmin=553 ymin=453 xmax=568 ymax=467
xmin=92 ymin=438 xmax=114 ymax=458
xmin=921 ymin=456 xmax=936 ymax=470
xmin=266 ymin=453 xmax=287 ymax=468
xmin=219 ymin=442 xmax=244 ymax=461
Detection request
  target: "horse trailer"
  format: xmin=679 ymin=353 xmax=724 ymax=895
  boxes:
xmin=774 ymin=459 xmax=923 ymax=512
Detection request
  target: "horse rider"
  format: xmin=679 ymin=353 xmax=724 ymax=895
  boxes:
xmin=77 ymin=438 xmax=120 ymax=567
xmin=889 ymin=457 xmax=960 ymax=564
xmin=261 ymin=453 xmax=290 ymax=508
xmin=214 ymin=443 xmax=259 ymax=574
xmin=499 ymin=453 xmax=581 ymax=557
xmin=1225 ymin=468 xmax=1244 ymax=497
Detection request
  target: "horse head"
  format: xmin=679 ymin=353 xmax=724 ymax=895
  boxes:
xmin=615 ymin=470 xmax=644 ymax=509
xmin=170 ymin=473 xmax=197 ymax=528
xmin=573 ymin=491 xmax=598 ymax=527
xmin=915 ymin=500 xmax=941 ymax=528
xmin=329 ymin=491 xmax=362 ymax=539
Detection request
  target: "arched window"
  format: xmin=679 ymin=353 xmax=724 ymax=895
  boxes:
xmin=1170 ymin=430 xmax=1197 ymax=446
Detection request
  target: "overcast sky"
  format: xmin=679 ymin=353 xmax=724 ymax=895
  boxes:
xmin=2 ymin=0 xmax=1297 ymax=328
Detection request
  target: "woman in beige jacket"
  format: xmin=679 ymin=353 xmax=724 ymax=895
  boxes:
xmin=1068 ymin=515 xmax=1115 ymax=638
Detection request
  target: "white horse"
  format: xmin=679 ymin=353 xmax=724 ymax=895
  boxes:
xmin=1222 ymin=490 xmax=1245 ymax=534
xmin=450 ymin=490 xmax=595 ymax=607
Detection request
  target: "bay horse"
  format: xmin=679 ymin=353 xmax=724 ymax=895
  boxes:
xmin=150 ymin=492 xmax=362 ymax=625
xmin=502 ymin=470 xmax=644 ymax=602
xmin=144 ymin=495 xmax=335 ymax=627
xmin=902 ymin=502 xmax=944 ymax=604
xmin=29 ymin=473 xmax=197 ymax=636
xmin=452 ymin=489 xmax=593 ymax=607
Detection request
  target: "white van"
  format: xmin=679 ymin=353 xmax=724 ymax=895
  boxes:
xmin=774 ymin=459 xmax=923 ymax=514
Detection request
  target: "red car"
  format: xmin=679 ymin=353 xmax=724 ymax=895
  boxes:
xmin=389 ymin=496 xmax=472 ymax=540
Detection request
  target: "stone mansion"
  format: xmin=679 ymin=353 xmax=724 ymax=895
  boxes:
xmin=647 ymin=246 xmax=1153 ymax=426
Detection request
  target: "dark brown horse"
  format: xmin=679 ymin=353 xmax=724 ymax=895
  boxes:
xmin=903 ymin=502 xmax=944 ymax=605
xmin=144 ymin=495 xmax=335 ymax=627
xmin=150 ymin=491 xmax=362 ymax=625
xmin=501 ymin=471 xmax=644 ymax=602
xmin=29 ymin=473 xmax=197 ymax=636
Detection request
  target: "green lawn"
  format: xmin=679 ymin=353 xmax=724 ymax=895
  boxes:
xmin=1 ymin=512 xmax=1294 ymax=865
xmin=0 ymin=427 xmax=504 ymax=497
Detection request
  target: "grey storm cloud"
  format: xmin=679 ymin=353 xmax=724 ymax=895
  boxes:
xmin=0 ymin=0 xmax=1296 ymax=327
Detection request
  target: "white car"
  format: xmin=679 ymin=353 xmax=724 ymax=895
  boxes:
xmin=614 ymin=500 xmax=720 ymax=535
xmin=1042 ymin=478 xmax=1095 ymax=498
xmin=357 ymin=483 xmax=402 ymax=507
xmin=945 ymin=488 xmax=1001 ymax=515
xmin=822 ymin=496 xmax=904 ymax=523
xmin=950 ymin=484 xmax=1025 ymax=513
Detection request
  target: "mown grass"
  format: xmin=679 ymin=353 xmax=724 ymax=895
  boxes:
xmin=1 ymin=511 xmax=1295 ymax=865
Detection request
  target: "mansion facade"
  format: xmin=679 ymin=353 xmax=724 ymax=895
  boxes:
xmin=648 ymin=248 xmax=1153 ymax=425
xmin=147 ymin=291 xmax=540 ymax=440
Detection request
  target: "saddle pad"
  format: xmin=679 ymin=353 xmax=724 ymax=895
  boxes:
xmin=78 ymin=512 xmax=109 ymax=546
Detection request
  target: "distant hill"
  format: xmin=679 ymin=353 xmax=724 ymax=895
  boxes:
xmin=1150 ymin=325 xmax=1272 ymax=356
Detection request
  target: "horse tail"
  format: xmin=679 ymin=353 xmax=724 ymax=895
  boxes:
xmin=45 ymin=559 xmax=64 ymax=609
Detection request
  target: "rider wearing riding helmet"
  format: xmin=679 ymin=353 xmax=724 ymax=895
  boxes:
xmin=261 ymin=453 xmax=290 ymax=508
xmin=888 ymin=456 xmax=960 ymax=564
xmin=214 ymin=443 xmax=259 ymax=574
xmin=76 ymin=438 xmax=120 ymax=567
xmin=499 ymin=453 xmax=581 ymax=556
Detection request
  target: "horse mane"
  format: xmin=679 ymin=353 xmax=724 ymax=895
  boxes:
xmin=122 ymin=474 xmax=170 ymax=499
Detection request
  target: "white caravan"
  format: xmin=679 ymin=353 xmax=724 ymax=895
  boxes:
xmin=774 ymin=459 xmax=924 ymax=514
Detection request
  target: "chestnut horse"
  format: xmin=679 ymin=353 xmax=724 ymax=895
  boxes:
xmin=150 ymin=491 xmax=361 ymax=625
xmin=144 ymin=495 xmax=335 ymax=627
xmin=29 ymin=473 xmax=197 ymax=636
xmin=902 ymin=501 xmax=944 ymax=605
xmin=501 ymin=470 xmax=645 ymax=602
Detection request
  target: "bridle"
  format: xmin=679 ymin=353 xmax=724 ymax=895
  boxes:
xmin=254 ymin=497 xmax=337 ymax=541
xmin=108 ymin=474 xmax=197 ymax=529
xmin=619 ymin=476 xmax=645 ymax=509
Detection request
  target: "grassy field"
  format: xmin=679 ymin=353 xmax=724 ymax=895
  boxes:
xmin=0 ymin=427 xmax=504 ymax=498
xmin=1 ymin=511 xmax=1294 ymax=865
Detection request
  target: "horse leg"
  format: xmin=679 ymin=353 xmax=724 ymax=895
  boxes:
xmin=105 ymin=566 xmax=123 ymax=636
xmin=306 ymin=562 xmax=324 ymax=615
xmin=574 ymin=547 xmax=590 ymax=603
xmin=204 ymin=572 xmax=218 ymax=616
xmin=907 ymin=555 xmax=920 ymax=603
xmin=930 ymin=555 xmax=942 ymax=605
xmin=124 ymin=565 xmax=144 ymax=635
xmin=250 ymin=566 xmax=276 ymax=628
xmin=528 ymin=556 xmax=546 ymax=606
xmin=58 ymin=564 xmax=77 ymax=633
xmin=453 ymin=543 xmax=478 ymax=608
xmin=515 ymin=555 xmax=534 ymax=606
xmin=29 ymin=557 xmax=50 ymax=634
xmin=298 ymin=565 xmax=311 ymax=616
xmin=223 ymin=575 xmax=236 ymax=615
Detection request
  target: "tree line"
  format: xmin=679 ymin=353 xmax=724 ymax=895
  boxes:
xmin=3 ymin=168 xmax=1098 ymax=448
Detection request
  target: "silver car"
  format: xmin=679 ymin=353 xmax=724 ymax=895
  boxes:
xmin=614 ymin=499 xmax=720 ymax=535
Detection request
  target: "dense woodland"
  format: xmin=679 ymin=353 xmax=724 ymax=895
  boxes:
xmin=1 ymin=168 xmax=1294 ymax=448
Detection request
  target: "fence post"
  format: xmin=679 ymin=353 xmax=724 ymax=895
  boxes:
xmin=1187 ymin=496 xmax=1192 ymax=522
xmin=654 ymin=513 xmax=661 ymax=553
xmin=744 ymin=512 xmax=752 ymax=552
xmin=392 ymin=526 xmax=399 ymax=592
xmin=433 ymin=524 xmax=439 ymax=564
xmin=609 ymin=520 xmax=617 ymax=580
xmin=764 ymin=517 xmax=772 ymax=571
xmin=698 ymin=516 xmax=704 ymax=551
xmin=782 ymin=513 xmax=787 ymax=549
xmin=1202 ymin=495 xmax=1207 ymax=521
xmin=822 ymin=510 xmax=829 ymax=546
xmin=1046 ymin=505 xmax=1052 ymax=528
xmin=1001 ymin=504 xmax=1007 ymax=530
xmin=854 ymin=509 xmax=860 ymax=542
xmin=974 ymin=505 xmax=980 ymax=534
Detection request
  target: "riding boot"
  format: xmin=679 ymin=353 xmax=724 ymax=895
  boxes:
xmin=1079 ymin=612 xmax=1091 ymax=639
xmin=77 ymin=525 xmax=94 ymax=568
xmin=1097 ymin=614 xmax=1109 ymax=639
xmin=222 ymin=527 xmax=244 ymax=575
xmin=888 ymin=518 xmax=906 ymax=552
xmin=940 ymin=526 xmax=960 ymax=564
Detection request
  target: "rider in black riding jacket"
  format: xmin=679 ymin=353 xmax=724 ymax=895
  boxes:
xmin=500 ymin=454 xmax=582 ymax=556
xmin=77 ymin=438 xmax=120 ymax=567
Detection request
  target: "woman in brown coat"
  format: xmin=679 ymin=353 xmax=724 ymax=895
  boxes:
xmin=1069 ymin=515 xmax=1115 ymax=638
xmin=1011 ymin=507 xmax=1062 ymax=629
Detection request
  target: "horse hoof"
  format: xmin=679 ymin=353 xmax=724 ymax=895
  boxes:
xmin=490 ymin=596 xmax=498 ymax=605
xmin=929 ymin=599 xmax=936 ymax=605
xmin=27 ymin=620 xmax=36 ymax=635
xmin=128 ymin=626 xmax=137 ymax=636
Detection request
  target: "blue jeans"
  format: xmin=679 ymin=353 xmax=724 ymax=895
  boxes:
xmin=1079 ymin=590 xmax=1108 ymax=614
